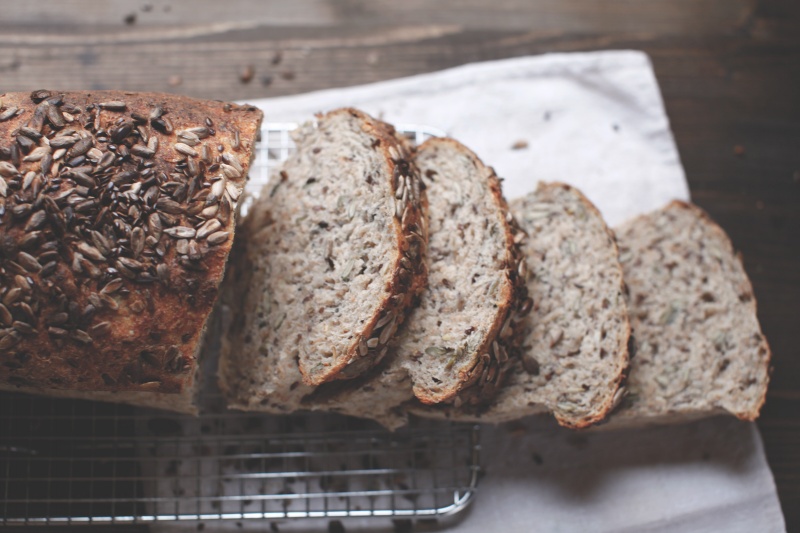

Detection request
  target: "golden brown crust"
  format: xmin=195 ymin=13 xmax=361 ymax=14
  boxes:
xmin=0 ymin=90 xmax=262 ymax=400
xmin=411 ymin=137 xmax=528 ymax=406
xmin=301 ymin=108 xmax=428 ymax=385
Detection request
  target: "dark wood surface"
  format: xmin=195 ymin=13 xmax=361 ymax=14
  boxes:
xmin=2 ymin=0 xmax=798 ymax=529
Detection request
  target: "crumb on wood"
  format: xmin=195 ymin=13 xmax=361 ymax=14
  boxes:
xmin=124 ymin=13 xmax=137 ymax=25
xmin=511 ymin=140 xmax=529 ymax=150
xmin=755 ymin=200 xmax=765 ymax=209
xmin=240 ymin=65 xmax=255 ymax=84
xmin=734 ymin=144 xmax=746 ymax=156
xmin=281 ymin=71 xmax=296 ymax=81
xmin=532 ymin=452 xmax=544 ymax=465
xmin=272 ymin=51 xmax=283 ymax=65
xmin=168 ymin=75 xmax=182 ymax=87
xmin=261 ymin=75 xmax=274 ymax=87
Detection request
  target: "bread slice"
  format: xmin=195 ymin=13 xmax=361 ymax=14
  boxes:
xmin=303 ymin=138 xmax=527 ymax=427
xmin=412 ymin=182 xmax=630 ymax=428
xmin=607 ymin=201 xmax=771 ymax=427
xmin=0 ymin=90 xmax=262 ymax=414
xmin=219 ymin=108 xmax=427 ymax=411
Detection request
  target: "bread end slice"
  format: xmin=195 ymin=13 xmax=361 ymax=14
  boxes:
xmin=610 ymin=200 xmax=771 ymax=426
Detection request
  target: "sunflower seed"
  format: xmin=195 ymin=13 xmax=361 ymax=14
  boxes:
xmin=130 ymin=227 xmax=145 ymax=257
xmin=175 ymin=238 xmax=189 ymax=255
xmin=174 ymin=143 xmax=198 ymax=157
xmin=206 ymin=231 xmax=229 ymax=245
xmin=78 ymin=242 xmax=106 ymax=262
xmin=132 ymin=144 xmax=155 ymax=158
xmin=187 ymin=239 xmax=203 ymax=260
xmin=90 ymin=231 xmax=113 ymax=256
xmin=156 ymin=197 xmax=184 ymax=215
xmin=220 ymin=163 xmax=241 ymax=179
xmin=87 ymin=147 xmax=104 ymax=161
xmin=0 ymin=304 xmax=12 ymax=326
xmin=147 ymin=212 xmax=163 ymax=239
xmin=99 ymin=101 xmax=127 ymax=111
xmin=177 ymin=131 xmax=200 ymax=146
xmin=23 ymin=147 xmax=49 ymax=163
xmin=0 ymin=331 xmax=21 ymax=349
xmin=67 ymin=136 xmax=93 ymax=159
xmin=164 ymin=226 xmax=196 ymax=239
xmin=0 ymin=106 xmax=19 ymax=122
xmin=149 ymin=105 xmax=164 ymax=120
xmin=17 ymin=251 xmax=42 ymax=273
xmin=196 ymin=218 xmax=222 ymax=239
xmin=99 ymin=292 xmax=119 ymax=310
xmin=97 ymin=151 xmax=116 ymax=170
xmin=3 ymin=288 xmax=22 ymax=306
xmin=207 ymin=178 xmax=226 ymax=204
xmin=379 ymin=317 xmax=397 ymax=344
xmin=71 ymin=329 xmax=93 ymax=344
xmin=222 ymin=153 xmax=243 ymax=172
xmin=47 ymin=327 xmax=68 ymax=338
xmin=117 ymin=257 xmax=144 ymax=271
xmin=0 ymin=161 xmax=17 ymax=177
xmin=0 ymin=177 xmax=7 ymax=197
xmin=367 ymin=338 xmax=380 ymax=349
xmin=225 ymin=181 xmax=242 ymax=201
xmin=156 ymin=263 xmax=170 ymax=284
xmin=201 ymin=204 xmax=218 ymax=218
xmin=90 ymin=321 xmax=112 ymax=337
xmin=46 ymin=104 xmax=66 ymax=128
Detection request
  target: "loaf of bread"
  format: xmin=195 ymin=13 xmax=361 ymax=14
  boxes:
xmin=0 ymin=90 xmax=263 ymax=413
xmin=412 ymin=182 xmax=630 ymax=428
xmin=303 ymin=138 xmax=527 ymax=427
xmin=607 ymin=201 xmax=771 ymax=427
xmin=219 ymin=108 xmax=427 ymax=413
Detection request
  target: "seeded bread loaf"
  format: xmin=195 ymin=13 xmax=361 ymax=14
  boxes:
xmin=219 ymin=108 xmax=427 ymax=412
xmin=0 ymin=90 xmax=263 ymax=413
xmin=607 ymin=201 xmax=771 ymax=427
xmin=412 ymin=182 xmax=630 ymax=428
xmin=302 ymin=138 xmax=527 ymax=427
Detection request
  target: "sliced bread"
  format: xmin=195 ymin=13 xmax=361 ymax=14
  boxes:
xmin=304 ymin=138 xmax=527 ymax=426
xmin=608 ymin=201 xmax=771 ymax=426
xmin=412 ymin=182 xmax=631 ymax=428
xmin=219 ymin=108 xmax=427 ymax=411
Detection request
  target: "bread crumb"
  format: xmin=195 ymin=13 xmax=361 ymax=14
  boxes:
xmin=511 ymin=140 xmax=529 ymax=150
xmin=240 ymin=65 xmax=255 ymax=84
xmin=168 ymin=75 xmax=182 ymax=87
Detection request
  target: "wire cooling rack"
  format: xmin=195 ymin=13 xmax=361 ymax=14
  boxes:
xmin=0 ymin=122 xmax=480 ymax=527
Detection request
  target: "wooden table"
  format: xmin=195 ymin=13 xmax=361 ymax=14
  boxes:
xmin=2 ymin=0 xmax=798 ymax=529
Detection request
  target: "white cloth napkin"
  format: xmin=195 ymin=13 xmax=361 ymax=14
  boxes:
xmin=156 ymin=50 xmax=785 ymax=532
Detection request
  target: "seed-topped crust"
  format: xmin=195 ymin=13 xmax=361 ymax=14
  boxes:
xmin=0 ymin=91 xmax=262 ymax=408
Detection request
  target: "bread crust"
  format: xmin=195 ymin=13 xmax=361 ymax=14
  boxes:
xmin=0 ymin=90 xmax=262 ymax=407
